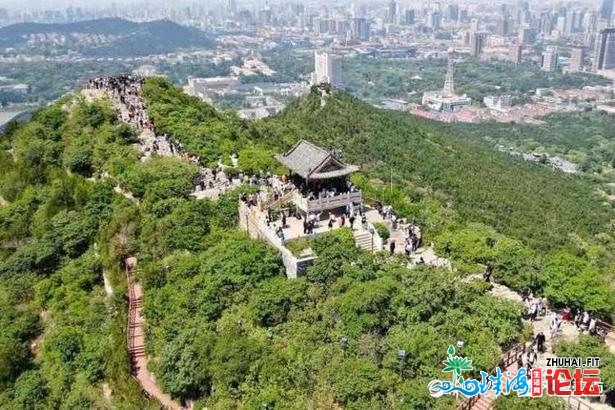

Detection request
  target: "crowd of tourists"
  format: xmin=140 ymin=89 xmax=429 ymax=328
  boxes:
xmin=404 ymin=223 xmax=421 ymax=257
xmin=515 ymin=289 xmax=610 ymax=377
xmin=572 ymin=309 xmax=603 ymax=336
xmin=88 ymin=75 xmax=240 ymax=197
xmin=263 ymin=201 xmax=367 ymax=240
xmin=297 ymin=179 xmax=359 ymax=201
xmin=89 ymin=76 xmax=150 ymax=130
xmin=531 ymin=297 xmax=604 ymax=337
xmin=518 ymin=332 xmax=545 ymax=374
xmin=522 ymin=292 xmax=548 ymax=322
xmin=89 ymin=76 xmax=199 ymax=161
xmin=376 ymin=202 xmax=423 ymax=259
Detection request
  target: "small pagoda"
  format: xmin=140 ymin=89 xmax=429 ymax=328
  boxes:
xmin=275 ymin=140 xmax=362 ymax=214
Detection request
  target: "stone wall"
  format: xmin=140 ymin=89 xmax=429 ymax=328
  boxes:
xmin=239 ymin=202 xmax=315 ymax=279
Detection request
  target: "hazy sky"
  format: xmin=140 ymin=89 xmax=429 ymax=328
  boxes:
xmin=0 ymin=0 xmax=603 ymax=11
xmin=0 ymin=0 xmax=220 ymax=10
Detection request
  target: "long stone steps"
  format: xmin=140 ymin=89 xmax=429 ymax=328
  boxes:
xmin=353 ymin=231 xmax=374 ymax=251
xmin=473 ymin=390 xmax=495 ymax=410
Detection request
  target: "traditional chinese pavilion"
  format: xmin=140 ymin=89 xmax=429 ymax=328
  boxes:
xmin=275 ymin=140 xmax=362 ymax=214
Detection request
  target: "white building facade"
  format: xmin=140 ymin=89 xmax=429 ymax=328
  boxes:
xmin=311 ymin=51 xmax=343 ymax=88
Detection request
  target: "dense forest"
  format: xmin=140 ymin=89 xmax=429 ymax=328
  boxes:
xmin=0 ymin=93 xmax=236 ymax=407
xmin=438 ymin=110 xmax=615 ymax=179
xmin=255 ymin=88 xmax=615 ymax=312
xmin=0 ymin=79 xmax=614 ymax=408
xmin=0 ymin=98 xmax=146 ymax=407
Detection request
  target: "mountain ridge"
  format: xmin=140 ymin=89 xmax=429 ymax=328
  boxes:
xmin=0 ymin=17 xmax=141 ymax=36
xmin=0 ymin=79 xmax=613 ymax=409
xmin=0 ymin=17 xmax=213 ymax=56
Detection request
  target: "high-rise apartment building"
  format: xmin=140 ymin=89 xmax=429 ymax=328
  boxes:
xmin=569 ymin=48 xmax=586 ymax=71
xmin=312 ymin=51 xmax=343 ymax=88
xmin=428 ymin=12 xmax=442 ymax=31
xmin=600 ymin=0 xmax=613 ymax=22
xmin=541 ymin=46 xmax=559 ymax=71
xmin=470 ymin=31 xmax=486 ymax=57
xmin=509 ymin=44 xmax=523 ymax=63
xmin=594 ymin=28 xmax=615 ymax=70
xmin=519 ymin=27 xmax=536 ymax=45
xmin=351 ymin=17 xmax=370 ymax=41
xmin=404 ymin=9 xmax=415 ymax=25
xmin=388 ymin=0 xmax=398 ymax=24
xmin=496 ymin=16 xmax=510 ymax=36
xmin=470 ymin=18 xmax=479 ymax=32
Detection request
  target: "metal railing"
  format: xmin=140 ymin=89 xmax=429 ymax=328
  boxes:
xmin=458 ymin=342 xmax=605 ymax=410
xmin=459 ymin=343 xmax=525 ymax=410
xmin=568 ymin=396 xmax=594 ymax=410
xmin=293 ymin=191 xmax=362 ymax=213
xmin=125 ymin=263 xmax=137 ymax=374
xmin=124 ymin=260 xmax=156 ymax=403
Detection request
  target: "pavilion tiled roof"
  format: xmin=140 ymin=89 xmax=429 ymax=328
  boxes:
xmin=275 ymin=140 xmax=358 ymax=180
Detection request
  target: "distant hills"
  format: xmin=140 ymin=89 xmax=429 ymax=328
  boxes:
xmin=0 ymin=17 xmax=214 ymax=57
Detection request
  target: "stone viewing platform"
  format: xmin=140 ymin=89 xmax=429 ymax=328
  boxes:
xmin=238 ymin=139 xmax=446 ymax=278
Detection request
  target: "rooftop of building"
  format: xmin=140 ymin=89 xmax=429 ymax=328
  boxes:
xmin=423 ymin=91 xmax=472 ymax=102
xmin=275 ymin=140 xmax=359 ymax=180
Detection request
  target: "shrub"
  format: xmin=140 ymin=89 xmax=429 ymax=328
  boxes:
xmin=373 ymin=222 xmax=390 ymax=241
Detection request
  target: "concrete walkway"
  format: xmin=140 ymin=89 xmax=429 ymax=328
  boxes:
xmin=467 ymin=274 xmax=612 ymax=410
xmin=83 ymin=87 xmax=233 ymax=200
xmin=368 ymin=211 xmax=452 ymax=270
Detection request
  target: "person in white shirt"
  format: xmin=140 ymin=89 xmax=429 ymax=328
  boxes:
xmin=589 ymin=318 xmax=597 ymax=334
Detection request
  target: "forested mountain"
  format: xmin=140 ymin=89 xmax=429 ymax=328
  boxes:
xmin=258 ymin=88 xmax=615 ymax=310
xmin=257 ymin=89 xmax=613 ymax=253
xmin=1 ymin=18 xmax=145 ymax=38
xmin=0 ymin=79 xmax=613 ymax=408
xmin=141 ymin=78 xmax=615 ymax=311
xmin=0 ymin=18 xmax=213 ymax=57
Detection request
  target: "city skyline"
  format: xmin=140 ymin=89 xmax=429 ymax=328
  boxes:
xmin=0 ymin=0 xmax=608 ymax=11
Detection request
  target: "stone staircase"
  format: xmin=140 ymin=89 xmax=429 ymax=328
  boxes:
xmin=458 ymin=344 xmax=526 ymax=410
xmin=266 ymin=188 xmax=297 ymax=209
xmin=354 ymin=230 xmax=374 ymax=252
xmin=473 ymin=389 xmax=497 ymax=410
